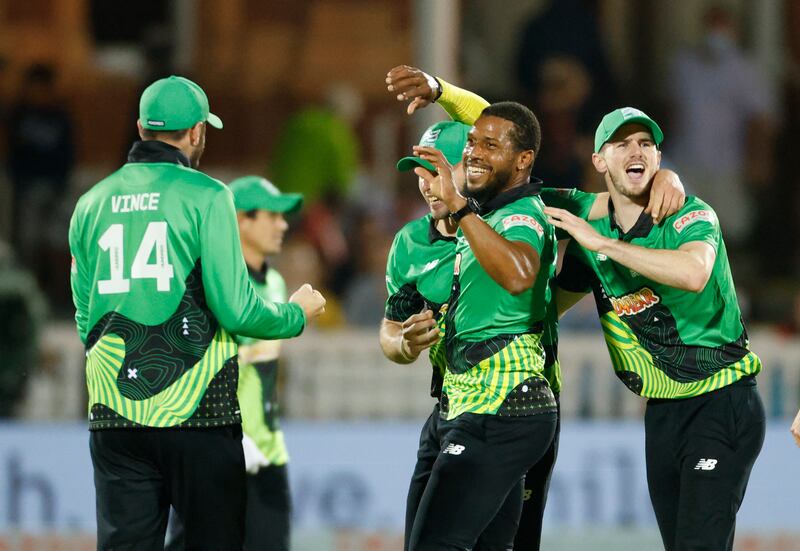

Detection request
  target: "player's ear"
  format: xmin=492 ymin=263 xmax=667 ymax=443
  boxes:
xmin=137 ymin=120 xmax=145 ymax=139
xmin=591 ymin=152 xmax=608 ymax=174
xmin=190 ymin=122 xmax=204 ymax=146
xmin=516 ymin=149 xmax=535 ymax=172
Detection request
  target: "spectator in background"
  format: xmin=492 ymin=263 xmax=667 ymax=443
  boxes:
xmin=515 ymin=0 xmax=618 ymax=189
xmin=532 ymin=56 xmax=593 ymax=189
xmin=7 ymin=64 xmax=75 ymax=291
xmin=342 ymin=212 xmax=392 ymax=327
xmin=666 ymin=4 xmax=775 ymax=258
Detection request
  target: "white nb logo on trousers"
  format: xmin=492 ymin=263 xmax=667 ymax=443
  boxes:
xmin=443 ymin=443 xmax=465 ymax=455
xmin=694 ymin=458 xmax=718 ymax=471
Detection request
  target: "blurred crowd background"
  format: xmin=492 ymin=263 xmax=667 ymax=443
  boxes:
xmin=1 ymin=1 xmax=799 ymax=410
xmin=0 ymin=0 xmax=798 ymax=414
xmin=1 ymin=1 xmax=800 ymax=547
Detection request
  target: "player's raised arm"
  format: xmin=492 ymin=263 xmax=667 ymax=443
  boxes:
xmin=386 ymin=65 xmax=489 ymax=124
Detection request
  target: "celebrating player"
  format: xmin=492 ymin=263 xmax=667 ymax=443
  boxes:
xmin=68 ymin=76 xmax=325 ymax=549
xmin=382 ymin=120 xmax=530 ymax=549
xmin=404 ymin=102 xmax=557 ymax=550
xmin=386 ymin=64 xmax=687 ymax=550
xmin=549 ymin=108 xmax=765 ymax=550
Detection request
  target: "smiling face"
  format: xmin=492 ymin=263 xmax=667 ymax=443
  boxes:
xmin=463 ymin=115 xmax=529 ymax=203
xmin=417 ymin=161 xmax=465 ymax=220
xmin=592 ymin=123 xmax=661 ymax=200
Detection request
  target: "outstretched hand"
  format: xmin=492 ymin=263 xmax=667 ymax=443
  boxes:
xmin=386 ymin=65 xmax=440 ymax=115
xmin=545 ymin=206 xmax=608 ymax=252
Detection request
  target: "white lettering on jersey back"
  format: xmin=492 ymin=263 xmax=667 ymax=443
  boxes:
xmin=111 ymin=193 xmax=161 ymax=213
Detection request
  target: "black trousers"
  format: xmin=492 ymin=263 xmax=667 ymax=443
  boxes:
xmin=405 ymin=405 xmax=535 ymax=551
xmin=513 ymin=404 xmax=560 ymax=551
xmin=408 ymin=412 xmax=557 ymax=551
xmin=90 ymin=425 xmax=245 ymax=551
xmin=243 ymin=464 xmax=291 ymax=551
xmin=645 ymin=379 xmax=765 ymax=551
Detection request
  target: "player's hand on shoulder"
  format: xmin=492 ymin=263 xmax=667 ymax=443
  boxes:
xmin=647 ymin=169 xmax=686 ymax=224
xmin=545 ymin=206 xmax=607 ymax=252
xmin=401 ymin=309 xmax=440 ymax=357
xmin=386 ymin=65 xmax=440 ymax=115
xmin=289 ymin=283 xmax=327 ymax=320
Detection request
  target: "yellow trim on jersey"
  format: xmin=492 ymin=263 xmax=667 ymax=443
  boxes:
xmin=86 ymin=328 xmax=237 ymax=427
xmin=600 ymin=311 xmax=761 ymax=399
xmin=443 ymin=333 xmax=547 ymax=419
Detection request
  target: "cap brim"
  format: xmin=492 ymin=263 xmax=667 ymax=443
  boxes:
xmin=396 ymin=156 xmax=436 ymax=173
xmin=264 ymin=194 xmax=303 ymax=214
xmin=207 ymin=112 xmax=223 ymax=129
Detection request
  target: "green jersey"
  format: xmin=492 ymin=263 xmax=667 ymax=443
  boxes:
xmin=539 ymin=186 xmax=596 ymax=396
xmin=559 ymin=196 xmax=761 ymax=399
xmin=69 ymin=141 xmax=305 ymax=430
xmin=443 ymin=181 xmax=558 ymax=419
xmin=238 ymin=264 xmax=289 ymax=465
xmin=385 ymin=215 xmax=456 ymax=397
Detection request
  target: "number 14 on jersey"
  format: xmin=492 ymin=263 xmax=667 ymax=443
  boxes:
xmin=97 ymin=222 xmax=174 ymax=294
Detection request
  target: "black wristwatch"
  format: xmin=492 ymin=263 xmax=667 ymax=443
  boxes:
xmin=450 ymin=202 xmax=476 ymax=223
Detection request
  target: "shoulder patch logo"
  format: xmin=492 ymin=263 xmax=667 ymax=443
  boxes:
xmin=421 ymin=259 xmax=440 ymax=273
xmin=673 ymin=210 xmax=715 ymax=233
xmin=502 ymin=214 xmax=544 ymax=237
xmin=610 ymin=287 xmax=661 ymax=316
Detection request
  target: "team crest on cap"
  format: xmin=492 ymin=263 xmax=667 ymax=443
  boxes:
xmin=421 ymin=128 xmax=441 ymax=146
xmin=620 ymin=107 xmax=646 ymax=120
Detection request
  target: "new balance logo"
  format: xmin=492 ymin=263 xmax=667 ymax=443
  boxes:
xmin=421 ymin=259 xmax=440 ymax=273
xmin=694 ymin=458 xmax=718 ymax=471
xmin=443 ymin=443 xmax=465 ymax=455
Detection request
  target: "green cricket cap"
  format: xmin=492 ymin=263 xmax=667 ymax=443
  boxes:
xmin=396 ymin=120 xmax=471 ymax=172
xmin=230 ymin=176 xmax=303 ymax=214
xmin=594 ymin=107 xmax=663 ymax=153
xmin=139 ymin=75 xmax=223 ymax=131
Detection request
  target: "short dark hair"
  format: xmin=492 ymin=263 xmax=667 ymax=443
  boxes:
xmin=139 ymin=128 xmax=191 ymax=141
xmin=481 ymin=101 xmax=541 ymax=154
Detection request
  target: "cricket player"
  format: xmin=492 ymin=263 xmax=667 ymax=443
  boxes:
xmin=231 ymin=176 xmax=301 ymax=551
xmin=385 ymin=64 xmax=687 ymax=550
xmin=549 ymin=108 xmax=765 ymax=551
xmin=407 ymin=101 xmax=558 ymax=550
xmin=68 ymin=75 xmax=325 ymax=549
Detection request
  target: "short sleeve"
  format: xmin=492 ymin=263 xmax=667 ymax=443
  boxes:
xmin=668 ymin=204 xmax=720 ymax=251
xmin=383 ymin=233 xmax=425 ymax=322
xmin=497 ymin=206 xmax=548 ymax=255
xmin=384 ymin=232 xmax=404 ymax=297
